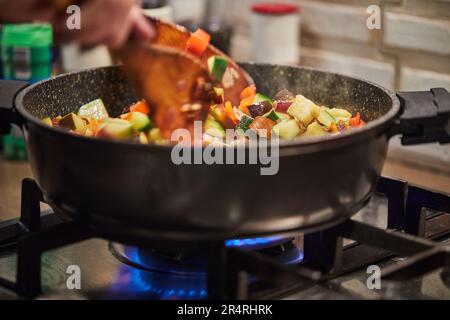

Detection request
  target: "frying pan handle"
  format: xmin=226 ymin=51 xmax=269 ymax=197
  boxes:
xmin=394 ymin=88 xmax=450 ymax=145
xmin=0 ymin=80 xmax=29 ymax=134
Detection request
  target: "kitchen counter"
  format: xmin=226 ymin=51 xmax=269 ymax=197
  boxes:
xmin=1 ymin=155 xmax=449 ymax=223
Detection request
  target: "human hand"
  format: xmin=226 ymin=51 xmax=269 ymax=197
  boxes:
xmin=0 ymin=0 xmax=155 ymax=48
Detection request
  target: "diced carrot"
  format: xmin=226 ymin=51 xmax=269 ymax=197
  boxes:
xmin=349 ymin=112 xmax=361 ymax=128
xmin=186 ymin=29 xmax=211 ymax=57
xmin=87 ymin=118 xmax=99 ymax=136
xmin=130 ymin=100 xmax=150 ymax=115
xmin=240 ymin=85 xmax=256 ymax=100
xmin=239 ymin=94 xmax=255 ymax=116
xmin=120 ymin=113 xmax=132 ymax=121
xmin=224 ymin=101 xmax=238 ymax=125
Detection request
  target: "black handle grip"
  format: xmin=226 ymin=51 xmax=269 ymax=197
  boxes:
xmin=0 ymin=80 xmax=29 ymax=134
xmin=395 ymin=88 xmax=450 ymax=145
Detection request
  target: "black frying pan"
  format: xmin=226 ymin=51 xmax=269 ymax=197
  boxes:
xmin=0 ymin=64 xmax=449 ymax=245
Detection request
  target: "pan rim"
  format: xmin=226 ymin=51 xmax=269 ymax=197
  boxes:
xmin=15 ymin=64 xmax=400 ymax=150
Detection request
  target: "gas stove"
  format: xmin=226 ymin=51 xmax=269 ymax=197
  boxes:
xmin=0 ymin=176 xmax=449 ymax=300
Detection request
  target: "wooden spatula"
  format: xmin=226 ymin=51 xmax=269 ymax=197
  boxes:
xmin=115 ymin=18 xmax=254 ymax=139
xmin=147 ymin=17 xmax=254 ymax=107
xmin=115 ymin=43 xmax=213 ymax=140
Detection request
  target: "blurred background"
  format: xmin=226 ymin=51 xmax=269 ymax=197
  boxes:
xmin=1 ymin=0 xmax=449 ymax=219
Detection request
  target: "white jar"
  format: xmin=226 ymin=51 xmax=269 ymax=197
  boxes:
xmin=250 ymin=3 xmax=300 ymax=65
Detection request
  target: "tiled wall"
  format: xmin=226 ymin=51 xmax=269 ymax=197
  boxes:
xmin=221 ymin=0 xmax=450 ymax=91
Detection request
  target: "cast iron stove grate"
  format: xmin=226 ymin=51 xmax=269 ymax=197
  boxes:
xmin=0 ymin=177 xmax=449 ymax=299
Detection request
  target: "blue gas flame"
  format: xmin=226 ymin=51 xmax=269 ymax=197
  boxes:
xmin=110 ymin=236 xmax=303 ymax=300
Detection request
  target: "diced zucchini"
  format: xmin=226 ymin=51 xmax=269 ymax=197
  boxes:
xmin=316 ymin=108 xmax=336 ymax=129
xmin=59 ymin=113 xmax=86 ymax=131
xmin=253 ymin=93 xmax=273 ymax=105
xmin=272 ymin=119 xmax=301 ymax=140
xmin=236 ymin=115 xmax=254 ymax=132
xmin=264 ymin=109 xmax=280 ymax=122
xmin=148 ymin=128 xmax=163 ymax=142
xmin=207 ymin=56 xmax=228 ymax=82
xmin=287 ymin=95 xmax=320 ymax=126
xmin=98 ymin=119 xmax=133 ymax=139
xmin=276 ymin=112 xmax=290 ymax=121
xmin=210 ymin=105 xmax=224 ymax=122
xmin=129 ymin=111 xmax=153 ymax=132
xmin=205 ymin=118 xmax=225 ymax=138
xmin=139 ymin=132 xmax=149 ymax=144
xmin=42 ymin=117 xmax=53 ymax=127
xmin=78 ymin=99 xmax=109 ymax=120
xmin=304 ymin=121 xmax=328 ymax=137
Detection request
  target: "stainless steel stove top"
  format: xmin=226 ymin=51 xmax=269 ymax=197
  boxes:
xmin=1 ymin=192 xmax=449 ymax=300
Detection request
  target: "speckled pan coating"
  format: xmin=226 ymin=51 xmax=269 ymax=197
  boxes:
xmin=20 ymin=66 xmax=139 ymax=119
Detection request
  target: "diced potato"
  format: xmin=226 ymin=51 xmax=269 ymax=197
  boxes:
xmin=304 ymin=121 xmax=328 ymax=137
xmin=272 ymin=119 xmax=301 ymax=140
xmin=42 ymin=117 xmax=53 ymax=127
xmin=287 ymin=95 xmax=320 ymax=126
xmin=78 ymin=99 xmax=109 ymax=120
xmin=59 ymin=113 xmax=86 ymax=131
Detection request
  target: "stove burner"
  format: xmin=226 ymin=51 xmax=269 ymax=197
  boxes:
xmin=1 ymin=177 xmax=449 ymax=299
xmin=110 ymin=238 xmax=304 ymax=278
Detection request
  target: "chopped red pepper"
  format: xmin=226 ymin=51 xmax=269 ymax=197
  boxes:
xmin=224 ymin=101 xmax=238 ymax=125
xmin=349 ymin=112 xmax=362 ymax=128
xmin=130 ymin=100 xmax=150 ymax=115
xmin=240 ymin=85 xmax=256 ymax=100
xmin=186 ymin=29 xmax=211 ymax=57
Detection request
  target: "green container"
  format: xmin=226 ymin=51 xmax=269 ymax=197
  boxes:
xmin=1 ymin=23 xmax=53 ymax=82
xmin=1 ymin=24 xmax=53 ymax=160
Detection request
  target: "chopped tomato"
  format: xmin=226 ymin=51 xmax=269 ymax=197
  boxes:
xmin=186 ymin=29 xmax=211 ymax=57
xmin=349 ymin=112 xmax=362 ymax=128
xmin=224 ymin=101 xmax=238 ymax=125
xmin=249 ymin=116 xmax=276 ymax=139
xmin=240 ymin=85 xmax=256 ymax=100
xmin=130 ymin=100 xmax=150 ymax=115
